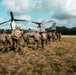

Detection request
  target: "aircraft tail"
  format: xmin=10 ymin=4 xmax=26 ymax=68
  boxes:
xmin=51 ymin=22 xmax=56 ymax=31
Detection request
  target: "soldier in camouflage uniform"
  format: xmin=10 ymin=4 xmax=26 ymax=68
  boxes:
xmin=0 ymin=30 xmax=8 ymax=53
xmin=58 ymin=32 xmax=61 ymax=41
xmin=47 ymin=31 xmax=52 ymax=43
xmin=11 ymin=26 xmax=22 ymax=53
xmin=41 ymin=31 xmax=47 ymax=48
xmin=34 ymin=30 xmax=41 ymax=48
xmin=23 ymin=31 xmax=29 ymax=47
xmin=56 ymin=32 xmax=59 ymax=40
xmin=52 ymin=32 xmax=56 ymax=42
xmin=45 ymin=31 xmax=48 ymax=45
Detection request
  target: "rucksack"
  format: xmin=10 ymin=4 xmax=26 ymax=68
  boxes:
xmin=11 ymin=29 xmax=21 ymax=39
xmin=0 ymin=34 xmax=6 ymax=42
xmin=41 ymin=33 xmax=46 ymax=40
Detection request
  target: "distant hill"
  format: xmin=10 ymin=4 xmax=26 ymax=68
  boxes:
xmin=46 ymin=26 xmax=76 ymax=35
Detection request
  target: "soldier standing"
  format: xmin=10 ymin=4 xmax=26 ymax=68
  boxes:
xmin=52 ymin=32 xmax=56 ymax=42
xmin=47 ymin=31 xmax=52 ymax=43
xmin=34 ymin=30 xmax=41 ymax=48
xmin=0 ymin=30 xmax=8 ymax=53
xmin=41 ymin=31 xmax=47 ymax=48
xmin=11 ymin=26 xmax=22 ymax=53
xmin=45 ymin=31 xmax=48 ymax=45
xmin=56 ymin=32 xmax=59 ymax=40
xmin=58 ymin=32 xmax=61 ymax=41
xmin=23 ymin=31 xmax=29 ymax=47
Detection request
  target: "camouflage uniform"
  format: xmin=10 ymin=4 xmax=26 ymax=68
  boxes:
xmin=41 ymin=31 xmax=47 ymax=48
xmin=58 ymin=32 xmax=61 ymax=41
xmin=0 ymin=30 xmax=8 ymax=53
xmin=34 ymin=31 xmax=41 ymax=48
xmin=23 ymin=31 xmax=29 ymax=47
xmin=56 ymin=32 xmax=59 ymax=40
xmin=52 ymin=32 xmax=56 ymax=41
xmin=11 ymin=26 xmax=22 ymax=53
xmin=45 ymin=31 xmax=48 ymax=45
xmin=47 ymin=32 xmax=52 ymax=43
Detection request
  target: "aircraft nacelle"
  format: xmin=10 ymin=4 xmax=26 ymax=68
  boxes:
xmin=11 ymin=20 xmax=16 ymax=30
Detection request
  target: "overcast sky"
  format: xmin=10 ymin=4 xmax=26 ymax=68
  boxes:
xmin=0 ymin=0 xmax=76 ymax=29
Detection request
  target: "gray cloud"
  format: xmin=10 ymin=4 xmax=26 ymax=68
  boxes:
xmin=51 ymin=12 xmax=76 ymax=20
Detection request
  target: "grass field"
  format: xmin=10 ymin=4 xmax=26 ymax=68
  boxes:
xmin=0 ymin=35 xmax=76 ymax=75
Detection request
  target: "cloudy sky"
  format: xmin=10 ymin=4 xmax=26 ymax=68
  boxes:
xmin=0 ymin=0 xmax=76 ymax=29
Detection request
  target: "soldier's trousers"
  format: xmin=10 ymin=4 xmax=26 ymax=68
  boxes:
xmin=53 ymin=37 xmax=55 ymax=41
xmin=47 ymin=37 xmax=50 ymax=42
xmin=12 ymin=38 xmax=21 ymax=52
xmin=34 ymin=40 xmax=39 ymax=48
xmin=24 ymin=38 xmax=29 ymax=47
xmin=58 ymin=36 xmax=61 ymax=41
xmin=41 ymin=39 xmax=45 ymax=48
xmin=2 ymin=41 xmax=8 ymax=53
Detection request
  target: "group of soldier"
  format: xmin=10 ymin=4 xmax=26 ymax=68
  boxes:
xmin=0 ymin=26 xmax=61 ymax=53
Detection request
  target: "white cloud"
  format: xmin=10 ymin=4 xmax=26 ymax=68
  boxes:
xmin=1 ymin=0 xmax=60 ymax=13
xmin=1 ymin=0 xmax=33 ymax=13
xmin=1 ymin=0 xmax=76 ymax=28
xmin=60 ymin=0 xmax=76 ymax=16
xmin=15 ymin=15 xmax=31 ymax=21
xmin=34 ymin=0 xmax=59 ymax=12
xmin=1 ymin=0 xmax=76 ymax=15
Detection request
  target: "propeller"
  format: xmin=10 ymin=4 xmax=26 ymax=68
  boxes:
xmin=10 ymin=12 xmax=27 ymax=22
xmin=32 ymin=21 xmax=42 ymax=28
xmin=0 ymin=20 xmax=11 ymax=25
xmin=32 ymin=21 xmax=41 ymax=25
xmin=10 ymin=12 xmax=14 ymax=21
xmin=32 ymin=20 xmax=53 ymax=28
xmin=15 ymin=19 xmax=27 ymax=21
xmin=0 ymin=12 xmax=28 ymax=25
xmin=37 ymin=25 xmax=41 ymax=28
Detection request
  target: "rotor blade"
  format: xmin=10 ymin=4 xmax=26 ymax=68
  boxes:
xmin=46 ymin=20 xmax=54 ymax=23
xmin=37 ymin=25 xmax=41 ymax=28
xmin=32 ymin=21 xmax=41 ymax=25
xmin=10 ymin=12 xmax=14 ymax=21
xmin=15 ymin=19 xmax=27 ymax=21
xmin=0 ymin=20 xmax=11 ymax=25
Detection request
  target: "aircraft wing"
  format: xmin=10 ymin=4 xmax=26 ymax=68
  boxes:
xmin=0 ymin=20 xmax=11 ymax=25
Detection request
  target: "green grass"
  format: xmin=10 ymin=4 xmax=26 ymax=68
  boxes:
xmin=0 ymin=35 xmax=76 ymax=75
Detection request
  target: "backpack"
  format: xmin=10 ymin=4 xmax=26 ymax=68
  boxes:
xmin=0 ymin=34 xmax=6 ymax=42
xmin=12 ymin=29 xmax=21 ymax=39
xmin=41 ymin=33 xmax=46 ymax=40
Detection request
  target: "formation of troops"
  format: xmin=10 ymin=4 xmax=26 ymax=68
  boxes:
xmin=0 ymin=26 xmax=61 ymax=53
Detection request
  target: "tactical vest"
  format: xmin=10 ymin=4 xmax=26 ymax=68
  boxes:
xmin=0 ymin=34 xmax=7 ymax=42
xmin=23 ymin=33 xmax=29 ymax=40
xmin=11 ymin=29 xmax=21 ymax=39
xmin=41 ymin=33 xmax=46 ymax=40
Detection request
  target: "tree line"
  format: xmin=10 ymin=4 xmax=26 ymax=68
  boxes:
xmin=46 ymin=26 xmax=76 ymax=35
xmin=0 ymin=26 xmax=76 ymax=35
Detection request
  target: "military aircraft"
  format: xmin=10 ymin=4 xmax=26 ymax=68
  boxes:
xmin=27 ymin=20 xmax=56 ymax=37
xmin=0 ymin=12 xmax=27 ymax=30
xmin=31 ymin=20 xmax=54 ymax=32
